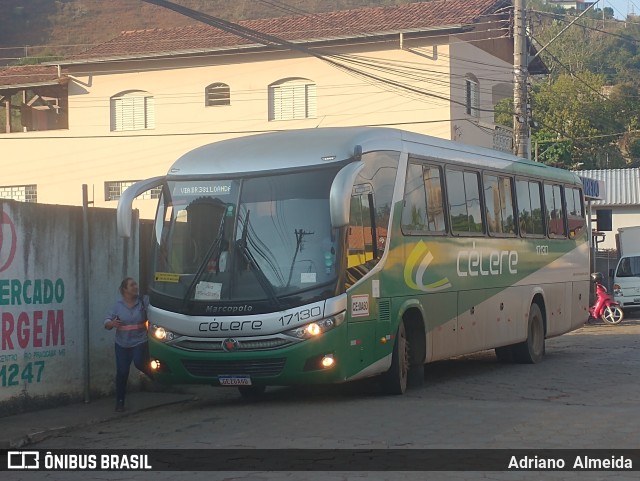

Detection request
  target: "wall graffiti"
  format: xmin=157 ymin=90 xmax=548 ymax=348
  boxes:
xmin=0 ymin=208 xmax=68 ymax=390
xmin=0 ymin=201 xmax=138 ymax=403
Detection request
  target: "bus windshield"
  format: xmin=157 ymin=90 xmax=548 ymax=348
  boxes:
xmin=151 ymin=167 xmax=342 ymax=307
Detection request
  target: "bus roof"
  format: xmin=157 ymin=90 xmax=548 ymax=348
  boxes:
xmin=168 ymin=127 xmax=580 ymax=184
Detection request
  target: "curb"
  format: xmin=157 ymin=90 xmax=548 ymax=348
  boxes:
xmin=2 ymin=394 xmax=195 ymax=449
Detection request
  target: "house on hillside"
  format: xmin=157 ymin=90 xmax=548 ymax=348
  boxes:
xmin=546 ymin=1 xmax=597 ymax=12
xmin=0 ymin=0 xmax=546 ymax=217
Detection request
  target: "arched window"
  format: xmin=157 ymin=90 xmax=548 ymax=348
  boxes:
xmin=465 ymin=74 xmax=479 ymax=118
xmin=268 ymin=78 xmax=316 ymax=121
xmin=110 ymin=90 xmax=155 ymax=131
xmin=205 ymin=82 xmax=230 ymax=106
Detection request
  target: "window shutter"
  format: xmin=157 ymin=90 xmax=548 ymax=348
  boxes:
xmin=282 ymin=85 xmax=296 ymax=120
xmin=131 ymin=96 xmax=144 ymax=130
xmin=111 ymin=98 xmax=120 ymax=131
xmin=465 ymin=79 xmax=479 ymax=118
xmin=145 ymin=96 xmax=155 ymax=129
xmin=471 ymin=82 xmax=480 ymax=117
xmin=120 ymin=97 xmax=136 ymax=131
xmin=268 ymin=80 xmax=316 ymax=121
xmin=306 ymin=84 xmax=317 ymax=118
xmin=110 ymin=92 xmax=155 ymax=131
xmin=270 ymin=85 xmax=282 ymax=120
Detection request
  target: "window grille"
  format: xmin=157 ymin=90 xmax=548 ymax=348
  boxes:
xmin=105 ymin=181 xmax=162 ymax=201
xmin=0 ymin=184 xmax=37 ymax=203
xmin=205 ymin=83 xmax=231 ymax=106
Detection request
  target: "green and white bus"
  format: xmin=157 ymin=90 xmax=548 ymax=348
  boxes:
xmin=117 ymin=127 xmax=589 ymax=395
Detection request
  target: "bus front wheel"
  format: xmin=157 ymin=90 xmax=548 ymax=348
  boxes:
xmin=382 ymin=321 xmax=408 ymax=395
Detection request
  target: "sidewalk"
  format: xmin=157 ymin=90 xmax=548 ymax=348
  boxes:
xmin=0 ymin=390 xmax=195 ymax=449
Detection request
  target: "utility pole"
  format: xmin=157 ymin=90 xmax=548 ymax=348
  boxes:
xmin=513 ymin=0 xmax=529 ymax=158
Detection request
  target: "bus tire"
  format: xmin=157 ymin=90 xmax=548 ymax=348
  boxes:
xmin=494 ymin=345 xmax=514 ymax=363
xmin=407 ymin=360 xmax=425 ymax=388
xmin=512 ymin=303 xmax=545 ymax=364
xmin=238 ymin=385 xmax=266 ymax=398
xmin=382 ymin=321 xmax=408 ymax=395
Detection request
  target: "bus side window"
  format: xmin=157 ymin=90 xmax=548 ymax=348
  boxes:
xmin=566 ymin=186 xmax=585 ymax=239
xmin=516 ymin=179 xmax=544 ymax=237
xmin=402 ymin=162 xmax=445 ymax=233
xmin=348 ymin=188 xmax=373 ymax=268
xmin=544 ymin=183 xmax=566 ymax=238
xmin=483 ymin=174 xmax=516 ymax=236
xmin=446 ymin=168 xmax=483 ymax=235
xmin=346 ymin=151 xmax=399 ymax=287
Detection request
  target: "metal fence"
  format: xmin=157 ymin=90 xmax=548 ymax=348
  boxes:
xmin=595 ymin=248 xmax=619 ymax=290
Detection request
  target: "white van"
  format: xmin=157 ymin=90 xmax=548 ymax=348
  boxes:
xmin=612 ymin=254 xmax=640 ymax=313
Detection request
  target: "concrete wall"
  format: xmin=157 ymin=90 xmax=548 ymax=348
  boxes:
xmin=0 ymin=200 xmax=138 ymax=406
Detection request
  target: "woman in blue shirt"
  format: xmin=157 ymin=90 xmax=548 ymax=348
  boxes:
xmin=104 ymin=277 xmax=152 ymax=412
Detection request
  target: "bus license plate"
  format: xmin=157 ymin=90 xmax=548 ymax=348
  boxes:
xmin=219 ymin=375 xmax=252 ymax=386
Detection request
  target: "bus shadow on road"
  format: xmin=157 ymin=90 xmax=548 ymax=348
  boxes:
xmin=189 ymin=351 xmax=530 ymax=406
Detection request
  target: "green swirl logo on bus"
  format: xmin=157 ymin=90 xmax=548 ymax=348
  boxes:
xmin=404 ymin=241 xmax=452 ymax=292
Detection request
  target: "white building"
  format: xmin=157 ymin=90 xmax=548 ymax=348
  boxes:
xmin=547 ymin=1 xmax=597 ymax=12
xmin=579 ymin=168 xmax=640 ymax=250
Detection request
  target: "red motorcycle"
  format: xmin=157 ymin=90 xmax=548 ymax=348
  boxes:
xmin=589 ymin=272 xmax=624 ymax=325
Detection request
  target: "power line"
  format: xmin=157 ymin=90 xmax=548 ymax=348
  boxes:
xmin=52 ymin=0 xmax=507 ymax=112
xmin=0 ymin=117 xmax=471 ymax=140
xmin=532 ymin=9 xmax=640 ymax=45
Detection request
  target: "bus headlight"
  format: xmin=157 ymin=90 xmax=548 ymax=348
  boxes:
xmin=284 ymin=312 xmax=345 ymax=340
xmin=152 ymin=324 xmax=175 ymax=341
xmin=613 ymin=284 xmax=622 ymax=296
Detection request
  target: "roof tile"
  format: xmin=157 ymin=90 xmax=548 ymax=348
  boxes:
xmin=69 ymin=0 xmax=508 ymax=60
xmin=0 ymin=65 xmax=61 ymax=89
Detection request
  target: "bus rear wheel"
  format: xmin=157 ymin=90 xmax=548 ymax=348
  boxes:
xmin=512 ymin=303 xmax=545 ymax=364
xmin=494 ymin=345 xmax=514 ymax=363
xmin=382 ymin=321 xmax=408 ymax=395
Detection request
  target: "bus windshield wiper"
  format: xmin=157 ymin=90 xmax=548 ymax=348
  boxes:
xmin=183 ymin=213 xmax=227 ymax=306
xmin=237 ymin=210 xmax=281 ymax=309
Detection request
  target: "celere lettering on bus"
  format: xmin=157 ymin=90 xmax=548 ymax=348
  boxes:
xmin=457 ymin=242 xmax=518 ymax=277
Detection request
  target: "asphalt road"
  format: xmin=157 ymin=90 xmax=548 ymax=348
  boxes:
xmin=10 ymin=312 xmax=640 ymax=481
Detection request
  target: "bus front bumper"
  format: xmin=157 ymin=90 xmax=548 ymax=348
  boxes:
xmin=147 ymin=325 xmax=350 ymax=386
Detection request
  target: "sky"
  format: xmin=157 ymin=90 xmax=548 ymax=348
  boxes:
xmin=597 ymin=0 xmax=640 ymax=18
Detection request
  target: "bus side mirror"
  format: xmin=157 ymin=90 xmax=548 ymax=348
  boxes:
xmin=329 ymin=162 xmax=364 ymax=228
xmin=609 ymin=268 xmax=615 ymax=278
xmin=116 ymin=176 xmax=165 ymax=237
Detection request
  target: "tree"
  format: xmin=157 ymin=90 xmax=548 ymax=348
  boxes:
xmin=494 ymin=97 xmax=513 ymax=128
xmin=531 ymin=72 xmax=625 ymax=169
